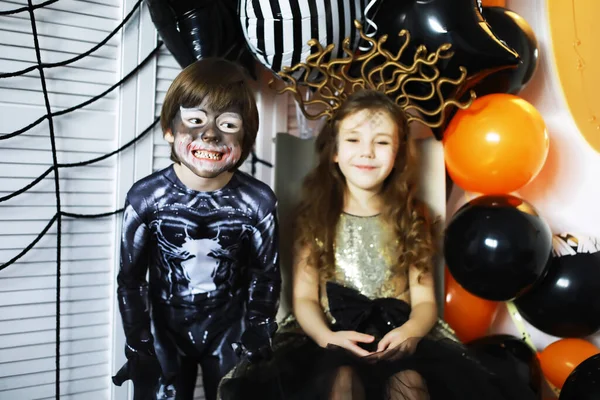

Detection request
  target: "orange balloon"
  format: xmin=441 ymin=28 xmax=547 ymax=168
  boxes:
xmin=481 ymin=0 xmax=506 ymax=6
xmin=443 ymin=94 xmax=549 ymax=194
xmin=538 ymin=339 xmax=600 ymax=389
xmin=444 ymin=268 xmax=499 ymax=343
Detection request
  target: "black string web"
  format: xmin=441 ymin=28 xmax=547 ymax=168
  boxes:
xmin=0 ymin=1 xmax=272 ymax=398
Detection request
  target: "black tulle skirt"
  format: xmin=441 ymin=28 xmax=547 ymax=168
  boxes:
xmin=218 ymin=283 xmax=538 ymax=400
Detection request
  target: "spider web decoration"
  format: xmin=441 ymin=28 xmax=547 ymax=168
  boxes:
xmin=0 ymin=1 xmax=271 ymax=398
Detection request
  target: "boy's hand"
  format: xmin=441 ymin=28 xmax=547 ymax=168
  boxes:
xmin=112 ymin=344 xmax=162 ymax=399
xmin=233 ymin=321 xmax=278 ymax=363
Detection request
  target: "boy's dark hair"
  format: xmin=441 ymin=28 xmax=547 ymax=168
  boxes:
xmin=160 ymin=58 xmax=259 ymax=170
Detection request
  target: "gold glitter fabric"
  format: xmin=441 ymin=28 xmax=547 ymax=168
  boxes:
xmin=320 ymin=213 xmax=409 ymax=321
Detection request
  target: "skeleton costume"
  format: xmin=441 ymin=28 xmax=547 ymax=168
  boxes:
xmin=117 ymin=165 xmax=280 ymax=400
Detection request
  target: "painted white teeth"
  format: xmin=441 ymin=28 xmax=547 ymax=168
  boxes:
xmin=193 ymin=150 xmax=222 ymax=160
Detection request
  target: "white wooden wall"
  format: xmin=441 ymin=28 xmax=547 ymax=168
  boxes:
xmin=0 ymin=0 xmax=122 ymax=398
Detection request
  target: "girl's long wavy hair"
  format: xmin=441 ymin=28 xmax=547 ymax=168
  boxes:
xmin=294 ymin=90 xmax=439 ymax=281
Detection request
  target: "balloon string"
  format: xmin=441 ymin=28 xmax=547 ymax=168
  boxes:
xmin=505 ymin=302 xmax=561 ymax=398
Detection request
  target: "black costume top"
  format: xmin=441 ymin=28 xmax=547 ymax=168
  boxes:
xmin=117 ymin=165 xmax=280 ymax=351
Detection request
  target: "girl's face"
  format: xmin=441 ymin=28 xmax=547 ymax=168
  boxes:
xmin=165 ymin=98 xmax=244 ymax=179
xmin=334 ymin=108 xmax=399 ymax=193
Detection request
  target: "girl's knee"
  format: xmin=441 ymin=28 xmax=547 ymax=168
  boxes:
xmin=396 ymin=369 xmax=425 ymax=385
xmin=332 ymin=366 xmax=357 ymax=389
xmin=329 ymin=366 xmax=364 ymax=400
xmin=389 ymin=370 xmax=429 ymax=400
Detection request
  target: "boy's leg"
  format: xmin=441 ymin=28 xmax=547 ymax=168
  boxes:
xmin=172 ymin=357 xmax=198 ymax=400
xmin=199 ymin=355 xmax=223 ymax=400
xmin=200 ymin=337 xmax=239 ymax=400
xmin=153 ymin=306 xmax=200 ymax=400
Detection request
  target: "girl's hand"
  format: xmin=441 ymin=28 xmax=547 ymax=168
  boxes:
xmin=376 ymin=322 xmax=426 ymax=353
xmin=320 ymin=331 xmax=375 ymax=357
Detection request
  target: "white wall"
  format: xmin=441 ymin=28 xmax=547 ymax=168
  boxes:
xmin=0 ymin=0 xmax=123 ymax=398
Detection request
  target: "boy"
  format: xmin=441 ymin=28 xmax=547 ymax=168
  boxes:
xmin=112 ymin=58 xmax=281 ymax=400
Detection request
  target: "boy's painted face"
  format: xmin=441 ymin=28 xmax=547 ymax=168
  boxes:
xmin=165 ymin=100 xmax=244 ymax=179
xmin=334 ymin=109 xmax=399 ymax=193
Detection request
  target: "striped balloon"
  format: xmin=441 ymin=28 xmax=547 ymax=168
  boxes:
xmin=240 ymin=0 xmax=367 ymax=80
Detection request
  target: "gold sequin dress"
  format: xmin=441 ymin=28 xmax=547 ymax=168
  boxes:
xmin=321 ymin=213 xmax=409 ymax=314
xmin=319 ymin=213 xmax=455 ymax=341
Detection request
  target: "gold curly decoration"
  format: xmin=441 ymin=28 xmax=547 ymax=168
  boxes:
xmin=270 ymin=20 xmax=476 ymax=128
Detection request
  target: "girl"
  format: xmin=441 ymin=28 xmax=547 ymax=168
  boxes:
xmin=218 ymin=90 xmax=537 ymax=400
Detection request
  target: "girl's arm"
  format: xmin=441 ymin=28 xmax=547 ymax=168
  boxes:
xmin=293 ymin=245 xmax=374 ymax=356
xmin=376 ymin=265 xmax=438 ymax=351
xmin=293 ymin=245 xmax=334 ymax=346
xmin=404 ymin=265 xmax=438 ymax=337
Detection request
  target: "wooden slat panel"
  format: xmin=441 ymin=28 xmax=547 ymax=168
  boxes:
xmin=156 ymin=53 xmax=180 ymax=69
xmin=0 ymin=27 xmax=119 ymax=59
xmin=0 ymin=299 xmax=110 ymax=321
xmin=0 ymin=337 xmax=110 ymax=364
xmin=3 ymin=0 xmax=120 ymax=19
xmin=0 ymin=363 xmax=107 ymax=392
xmin=0 ymin=75 xmax=116 ymax=98
xmin=0 ymin=377 xmax=109 ymax=399
xmin=7 ymin=8 xmax=119 ymax=33
xmin=0 ymin=44 xmax=117 ymax=77
xmin=2 ymin=2 xmax=156 ymax=396
xmin=0 ymin=245 xmax=113 ymax=264
xmin=155 ymin=90 xmax=166 ymax=106
xmin=0 ymin=272 xmax=111 ymax=292
xmin=0 ymin=259 xmax=112 ymax=279
xmin=1 ymin=233 xmax=112 ymax=250
xmin=0 ymin=350 xmax=109 ymax=378
xmin=0 ymin=17 xmax=120 ymax=48
xmin=1 ymin=178 xmax=113 ymax=194
xmin=156 ymin=65 xmax=179 ymax=81
xmin=0 ymin=87 xmax=116 ymax=111
xmin=0 ymin=219 xmax=113 ymax=235
xmin=0 ymin=325 xmax=110 ymax=351
xmin=0 ymin=206 xmax=115 ymax=220
xmin=0 ymin=192 xmax=115 ymax=207
xmin=0 ymin=106 xmax=118 ymax=140
xmin=0 ymin=149 xmax=117 ymax=166
xmin=0 ymin=285 xmax=111 ymax=307
xmin=0 ymin=163 xmax=114 ymax=180
xmin=0 ymin=312 xmax=110 ymax=335
xmin=1 ymin=135 xmax=117 ymax=154
xmin=155 ymin=77 xmax=171 ymax=93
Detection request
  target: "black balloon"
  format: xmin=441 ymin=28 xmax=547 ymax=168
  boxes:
xmin=146 ymin=0 xmax=256 ymax=77
xmin=368 ymin=0 xmax=520 ymax=139
xmin=515 ymin=233 xmax=600 ymax=338
xmin=467 ymin=335 xmax=542 ymax=399
xmin=559 ymin=354 xmax=600 ymax=400
xmin=444 ymin=195 xmax=552 ymax=301
xmin=474 ymin=7 xmax=539 ymax=96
